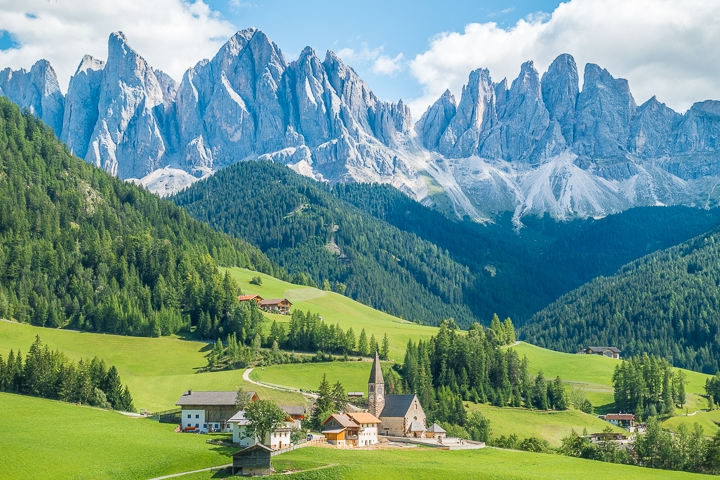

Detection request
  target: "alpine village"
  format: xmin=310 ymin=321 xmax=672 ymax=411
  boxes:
xmin=6 ymin=5 xmax=720 ymax=479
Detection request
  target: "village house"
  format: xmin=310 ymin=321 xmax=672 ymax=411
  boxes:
xmin=578 ymin=346 xmax=621 ymax=359
xmin=258 ymin=298 xmax=292 ymax=314
xmin=601 ymin=413 xmax=636 ymax=430
xmin=280 ymin=405 xmax=306 ymax=429
xmin=321 ymin=412 xmax=382 ymax=447
xmin=587 ymin=431 xmax=628 ymax=444
xmin=176 ymin=390 xmax=258 ymax=433
xmin=229 ymin=409 xmax=295 ymax=450
xmin=238 ymin=294 xmax=263 ymax=304
xmin=231 ymin=443 xmax=273 ymax=476
xmin=426 ymin=423 xmax=446 ymax=440
xmin=368 ymin=351 xmax=427 ymax=437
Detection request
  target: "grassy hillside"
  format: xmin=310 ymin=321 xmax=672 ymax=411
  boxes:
xmin=0 ymin=392 xmax=233 ymax=479
xmin=263 ymin=446 xmax=714 ymax=479
xmin=0 ymin=320 xmax=305 ymax=411
xmin=226 ymin=267 xmax=439 ymax=360
xmin=512 ymin=343 xmax=709 ymax=413
xmin=251 ymin=361 xmax=371 ymax=394
xmin=664 ymin=410 xmax=720 ymax=436
xmin=467 ymin=404 xmax=623 ymax=446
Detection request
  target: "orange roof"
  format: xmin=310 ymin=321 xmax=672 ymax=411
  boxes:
xmin=238 ymin=294 xmax=262 ymax=301
xmin=347 ymin=412 xmax=382 ymax=424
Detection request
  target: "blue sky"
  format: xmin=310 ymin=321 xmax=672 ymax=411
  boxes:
xmin=206 ymin=0 xmax=563 ymax=102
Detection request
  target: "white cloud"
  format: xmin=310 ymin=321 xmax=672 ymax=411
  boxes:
xmin=409 ymin=0 xmax=720 ymax=117
xmin=372 ymin=53 xmax=404 ymax=76
xmin=0 ymin=0 xmax=237 ymax=90
xmin=337 ymin=44 xmax=404 ymax=77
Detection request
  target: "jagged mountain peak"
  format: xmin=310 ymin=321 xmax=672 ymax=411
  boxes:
xmin=75 ymin=55 xmax=105 ymax=75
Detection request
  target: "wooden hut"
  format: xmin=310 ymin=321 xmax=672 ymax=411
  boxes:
xmin=232 ymin=443 xmax=273 ymax=476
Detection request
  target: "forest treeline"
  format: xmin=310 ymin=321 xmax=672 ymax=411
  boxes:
xmin=524 ymin=227 xmax=720 ymax=373
xmin=0 ymin=98 xmax=282 ymax=337
xmin=173 ymin=158 xmax=720 ymax=328
xmin=0 ymin=335 xmax=134 ymax=411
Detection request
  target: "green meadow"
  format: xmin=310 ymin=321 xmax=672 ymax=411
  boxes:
xmin=467 ymin=403 xmax=624 ymax=446
xmin=251 ymin=360 xmax=373 ymax=394
xmin=225 ymin=267 xmax=439 ymax=360
xmin=263 ymin=446 xmax=713 ymax=479
xmin=0 ymin=392 xmax=233 ymax=479
xmin=0 ymin=320 xmax=306 ymax=411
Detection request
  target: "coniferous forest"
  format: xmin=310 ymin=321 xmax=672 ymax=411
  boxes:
xmin=0 ymin=98 xmax=281 ymax=337
xmin=173 ymin=159 xmax=720 ymax=328
xmin=524 ymin=226 xmax=720 ymax=373
xmin=0 ymin=335 xmax=135 ymax=411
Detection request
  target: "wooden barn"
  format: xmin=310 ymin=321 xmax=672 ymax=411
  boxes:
xmin=232 ymin=443 xmax=273 ymax=476
xmin=258 ymin=298 xmax=292 ymax=314
xmin=238 ymin=294 xmax=263 ymax=304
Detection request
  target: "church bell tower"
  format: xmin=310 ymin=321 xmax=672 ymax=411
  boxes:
xmin=368 ymin=351 xmax=385 ymax=417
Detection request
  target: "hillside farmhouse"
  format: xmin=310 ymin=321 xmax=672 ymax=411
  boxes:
xmin=322 ymin=412 xmax=382 ymax=447
xmin=579 ymin=346 xmax=621 ymax=359
xmin=280 ymin=405 xmax=306 ymax=429
xmin=238 ymin=294 xmax=263 ymax=303
xmin=601 ymin=413 xmax=636 ymax=430
xmin=258 ymin=298 xmax=292 ymax=314
xmin=368 ymin=352 xmax=427 ymax=437
xmin=176 ymin=390 xmax=258 ymax=433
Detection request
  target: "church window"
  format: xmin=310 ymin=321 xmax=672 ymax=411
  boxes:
xmin=370 ymin=385 xmax=374 ymax=392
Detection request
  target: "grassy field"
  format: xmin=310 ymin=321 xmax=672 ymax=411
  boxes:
xmin=0 ymin=320 xmax=306 ymax=411
xmin=191 ymin=446 xmax=714 ymax=479
xmin=467 ymin=404 xmax=623 ymax=446
xmin=225 ymin=267 xmax=438 ymax=360
xmin=251 ymin=360 xmax=374 ymax=394
xmin=512 ymin=342 xmax=709 ymax=414
xmin=664 ymin=409 xmax=720 ymax=436
xmin=0 ymin=392 xmax=234 ymax=479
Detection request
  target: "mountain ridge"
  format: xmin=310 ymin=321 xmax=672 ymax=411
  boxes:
xmin=4 ymin=29 xmax=720 ymax=221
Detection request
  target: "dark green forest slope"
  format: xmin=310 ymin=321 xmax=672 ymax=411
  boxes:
xmin=173 ymin=160 xmax=720 ymax=327
xmin=0 ymin=98 xmax=280 ymax=338
xmin=523 ymin=226 xmax=720 ymax=373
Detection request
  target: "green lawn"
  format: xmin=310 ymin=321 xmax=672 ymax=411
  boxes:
xmin=663 ymin=409 xmax=720 ymax=436
xmin=467 ymin=404 xmax=624 ymax=446
xmin=225 ymin=267 xmax=438 ymax=360
xmin=0 ymin=320 xmax=306 ymax=411
xmin=0 ymin=392 xmax=234 ymax=479
xmin=251 ymin=360 xmax=374 ymax=394
xmin=264 ymin=446 xmax=713 ymax=479
xmin=512 ymin=342 xmax=709 ymax=414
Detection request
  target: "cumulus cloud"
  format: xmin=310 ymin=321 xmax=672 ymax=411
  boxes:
xmin=337 ymin=44 xmax=404 ymax=76
xmin=372 ymin=53 xmax=404 ymax=76
xmin=409 ymin=0 xmax=720 ymax=117
xmin=0 ymin=0 xmax=237 ymax=90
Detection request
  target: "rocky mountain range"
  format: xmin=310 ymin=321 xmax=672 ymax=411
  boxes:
xmin=3 ymin=29 xmax=720 ymax=222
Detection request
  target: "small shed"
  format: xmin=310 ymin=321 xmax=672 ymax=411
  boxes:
xmin=258 ymin=298 xmax=292 ymax=314
xmin=232 ymin=443 xmax=273 ymax=476
xmin=348 ymin=392 xmax=364 ymax=399
xmin=426 ymin=423 xmax=446 ymax=439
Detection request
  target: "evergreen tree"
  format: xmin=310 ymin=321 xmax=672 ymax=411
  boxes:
xmin=332 ymin=381 xmax=348 ymax=412
xmin=311 ymin=374 xmax=334 ymax=429
xmin=380 ymin=333 xmax=390 ymax=360
xmin=358 ymin=329 xmax=369 ymax=357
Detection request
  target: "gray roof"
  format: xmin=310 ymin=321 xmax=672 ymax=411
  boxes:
xmin=587 ymin=346 xmax=621 ymax=353
xmin=427 ymin=423 xmax=445 ymax=433
xmin=409 ymin=421 xmax=426 ymax=432
xmin=176 ymin=390 xmax=255 ymax=406
xmin=233 ymin=443 xmax=273 ymax=456
xmin=379 ymin=394 xmax=418 ymax=418
xmin=281 ymin=405 xmax=306 ymax=416
xmin=369 ymin=351 xmax=384 ymax=384
xmin=228 ymin=410 xmax=250 ymax=425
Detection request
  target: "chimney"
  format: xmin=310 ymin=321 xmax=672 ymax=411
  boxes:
xmin=188 ymin=389 xmax=192 ymax=395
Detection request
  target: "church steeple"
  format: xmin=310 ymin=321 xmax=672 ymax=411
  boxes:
xmin=368 ymin=351 xmax=385 ymax=417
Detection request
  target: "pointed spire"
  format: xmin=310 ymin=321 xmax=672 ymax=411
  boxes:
xmin=369 ymin=351 xmax=384 ymax=384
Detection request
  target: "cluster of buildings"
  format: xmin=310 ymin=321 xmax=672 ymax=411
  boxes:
xmin=578 ymin=346 xmax=622 ymax=359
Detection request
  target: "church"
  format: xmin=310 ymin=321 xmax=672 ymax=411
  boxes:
xmin=368 ymin=351 xmax=427 ymax=437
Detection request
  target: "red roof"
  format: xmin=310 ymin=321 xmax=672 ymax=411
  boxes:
xmin=238 ymin=294 xmax=261 ymax=301
xmin=605 ymin=414 xmax=635 ymax=421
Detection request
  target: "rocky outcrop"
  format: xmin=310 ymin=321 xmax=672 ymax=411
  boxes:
xmin=5 ymin=32 xmax=720 ymax=221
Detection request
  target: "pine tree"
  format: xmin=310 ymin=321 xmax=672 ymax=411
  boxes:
xmin=380 ymin=333 xmax=390 ymax=360
xmin=104 ymin=366 xmax=123 ymax=409
xmin=332 ymin=381 xmax=348 ymax=412
xmin=503 ymin=317 xmax=515 ymax=344
xmin=312 ymin=374 xmax=334 ymax=429
xmin=369 ymin=334 xmax=378 ymax=355
xmin=358 ymin=329 xmax=369 ymax=357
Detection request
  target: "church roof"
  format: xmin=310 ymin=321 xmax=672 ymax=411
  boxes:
xmin=368 ymin=351 xmax=384 ymax=384
xmin=379 ymin=394 xmax=418 ymax=418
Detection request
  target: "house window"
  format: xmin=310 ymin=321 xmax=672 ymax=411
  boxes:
xmin=215 ymin=424 xmax=219 ymax=429
xmin=195 ymin=424 xmax=199 ymax=428
xmin=195 ymin=414 xmax=199 ymax=418
xmin=203 ymin=424 xmax=207 ymax=429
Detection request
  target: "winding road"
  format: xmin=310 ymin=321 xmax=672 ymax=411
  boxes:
xmin=243 ymin=368 xmax=318 ymax=400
